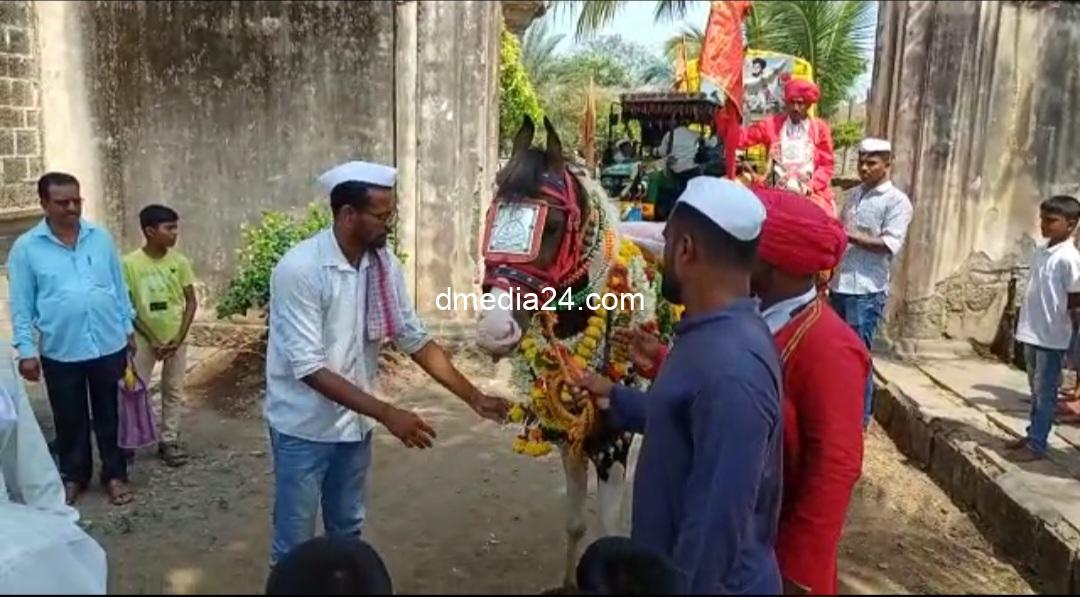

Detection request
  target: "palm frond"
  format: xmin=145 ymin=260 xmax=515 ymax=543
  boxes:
xmin=653 ymin=0 xmax=694 ymax=24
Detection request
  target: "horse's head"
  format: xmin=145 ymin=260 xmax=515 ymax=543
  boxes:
xmin=476 ymin=116 xmax=593 ymax=357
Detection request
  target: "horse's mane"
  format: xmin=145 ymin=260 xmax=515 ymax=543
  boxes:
xmin=495 ymin=148 xmax=547 ymax=199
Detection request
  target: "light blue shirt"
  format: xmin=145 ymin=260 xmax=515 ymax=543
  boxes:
xmin=760 ymin=286 xmax=818 ymax=334
xmin=7 ymin=219 xmax=134 ymax=362
xmin=264 ymin=228 xmax=431 ymax=443
xmin=830 ymin=180 xmax=914 ymax=295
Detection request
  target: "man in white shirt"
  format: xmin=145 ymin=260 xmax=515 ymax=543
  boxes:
xmin=265 ymin=160 xmax=510 ymax=566
xmin=829 ymin=138 xmax=914 ymax=427
xmin=0 ymin=362 xmax=107 ymax=593
xmin=1008 ymin=195 xmax=1080 ymax=462
xmin=656 ymin=121 xmax=701 ymax=220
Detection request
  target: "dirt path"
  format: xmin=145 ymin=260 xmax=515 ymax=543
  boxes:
xmin=68 ymin=350 xmax=1034 ymax=594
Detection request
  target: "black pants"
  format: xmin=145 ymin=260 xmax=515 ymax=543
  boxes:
xmin=41 ymin=349 xmax=128 ymax=487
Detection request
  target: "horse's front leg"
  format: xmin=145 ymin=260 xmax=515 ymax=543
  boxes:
xmin=596 ymin=434 xmax=632 ymax=536
xmin=559 ymin=443 xmax=589 ymax=589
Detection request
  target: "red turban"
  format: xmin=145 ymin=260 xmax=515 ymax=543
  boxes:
xmin=753 ymin=186 xmax=847 ymax=275
xmin=784 ymin=79 xmax=821 ymax=104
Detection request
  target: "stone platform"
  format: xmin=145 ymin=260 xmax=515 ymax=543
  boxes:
xmin=874 ymin=355 xmax=1080 ymax=593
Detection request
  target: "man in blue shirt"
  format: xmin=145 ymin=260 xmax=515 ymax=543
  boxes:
xmin=7 ymin=172 xmax=136 ymax=506
xmin=573 ymin=177 xmax=783 ymax=594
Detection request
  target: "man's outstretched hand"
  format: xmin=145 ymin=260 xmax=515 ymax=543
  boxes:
xmin=613 ymin=327 xmax=664 ymax=375
xmin=469 ymin=393 xmax=512 ymax=423
xmin=380 ymin=406 xmax=437 ymax=449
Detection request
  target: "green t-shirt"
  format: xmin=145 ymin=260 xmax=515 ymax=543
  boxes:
xmin=122 ymin=248 xmax=196 ymax=344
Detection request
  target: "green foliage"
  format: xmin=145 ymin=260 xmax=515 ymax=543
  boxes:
xmin=500 ymin=27 xmax=544 ymax=151
xmin=744 ymin=1 xmax=876 ymax=117
xmin=831 ymin=119 xmax=864 ymax=150
xmin=557 ymin=0 xmax=877 ymax=117
xmin=215 ymin=203 xmax=407 ymax=320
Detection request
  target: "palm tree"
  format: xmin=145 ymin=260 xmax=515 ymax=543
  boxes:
xmin=662 ymin=23 xmax=704 ymax=64
xmin=552 ymin=0 xmax=876 ymax=116
xmin=521 ymin=18 xmax=567 ymax=88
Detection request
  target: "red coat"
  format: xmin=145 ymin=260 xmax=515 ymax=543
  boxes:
xmin=740 ymin=114 xmax=836 ymax=209
xmin=773 ymin=299 xmax=867 ymax=594
xmin=642 ymin=300 xmax=866 ymax=594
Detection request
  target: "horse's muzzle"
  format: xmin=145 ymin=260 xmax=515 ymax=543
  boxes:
xmin=474 ymin=289 xmax=523 ymax=357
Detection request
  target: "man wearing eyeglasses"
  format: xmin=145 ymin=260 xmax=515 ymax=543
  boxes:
xmin=264 ymin=160 xmax=511 ymax=567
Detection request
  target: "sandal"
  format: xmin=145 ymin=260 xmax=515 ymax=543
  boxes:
xmin=64 ymin=482 xmax=83 ymax=506
xmin=158 ymin=443 xmax=189 ymax=468
xmin=105 ymin=479 xmax=134 ymax=506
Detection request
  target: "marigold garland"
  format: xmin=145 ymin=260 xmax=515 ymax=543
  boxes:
xmin=508 ymin=237 xmax=681 ymax=458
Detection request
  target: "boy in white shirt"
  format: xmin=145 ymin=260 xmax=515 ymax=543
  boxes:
xmin=1010 ymin=195 xmax=1080 ymax=461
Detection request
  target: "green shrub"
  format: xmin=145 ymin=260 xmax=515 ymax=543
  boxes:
xmin=215 ymin=203 xmax=407 ymax=320
xmin=499 ymin=27 xmax=544 ymax=151
xmin=832 ymin=120 xmax=865 ymax=150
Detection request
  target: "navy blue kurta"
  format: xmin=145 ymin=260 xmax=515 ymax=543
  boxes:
xmin=609 ymin=298 xmax=784 ymax=594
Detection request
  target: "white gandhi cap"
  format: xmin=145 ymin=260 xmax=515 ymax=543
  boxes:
xmin=858 ymin=137 xmax=892 ymax=153
xmin=672 ymin=176 xmax=765 ymax=241
xmin=317 ymin=160 xmax=397 ymax=194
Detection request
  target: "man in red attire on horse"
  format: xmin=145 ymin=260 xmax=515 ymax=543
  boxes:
xmin=617 ymin=186 xmax=867 ymax=595
xmin=740 ymin=79 xmax=836 ymax=215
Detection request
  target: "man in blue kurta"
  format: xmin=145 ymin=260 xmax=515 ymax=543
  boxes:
xmin=573 ymin=176 xmax=783 ymax=594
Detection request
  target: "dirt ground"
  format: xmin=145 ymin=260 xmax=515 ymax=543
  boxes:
xmin=64 ymin=349 xmax=1035 ymax=594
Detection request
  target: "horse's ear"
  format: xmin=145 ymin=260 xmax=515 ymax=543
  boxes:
xmin=510 ymin=116 xmax=535 ymax=160
xmin=543 ymin=117 xmax=565 ymax=172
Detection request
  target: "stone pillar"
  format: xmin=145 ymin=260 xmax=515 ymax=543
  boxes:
xmin=0 ymin=0 xmax=42 ymax=211
xmin=868 ymin=0 xmax=1080 ymax=358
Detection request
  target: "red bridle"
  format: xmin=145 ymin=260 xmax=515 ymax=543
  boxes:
xmin=482 ymin=169 xmax=585 ymax=296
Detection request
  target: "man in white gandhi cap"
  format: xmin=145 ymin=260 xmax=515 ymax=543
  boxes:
xmin=263 ymin=160 xmax=511 ymax=567
xmin=829 ymin=137 xmax=914 ymax=427
xmin=570 ymin=177 xmax=785 ymax=594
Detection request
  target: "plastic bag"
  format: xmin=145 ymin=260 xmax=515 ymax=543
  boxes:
xmin=117 ymin=359 xmax=158 ymax=450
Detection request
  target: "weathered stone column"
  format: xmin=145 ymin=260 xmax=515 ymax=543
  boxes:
xmin=867 ymin=0 xmax=1080 ymax=358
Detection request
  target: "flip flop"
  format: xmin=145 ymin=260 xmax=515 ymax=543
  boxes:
xmin=105 ymin=480 xmax=134 ymax=506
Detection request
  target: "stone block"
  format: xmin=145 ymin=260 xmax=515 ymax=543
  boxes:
xmin=26 ymin=156 xmax=40 ymax=177
xmin=6 ymin=56 xmax=31 ymax=79
xmin=0 ymin=106 xmax=20 ymax=127
xmin=9 ymin=79 xmax=31 ymax=107
xmin=929 ymin=435 xmax=978 ymax=510
xmin=14 ymin=129 xmax=36 ymax=156
xmin=24 ymin=108 xmax=36 ymax=128
xmin=5 ymin=28 xmax=30 ymax=55
xmin=2 ymin=157 xmax=26 ymax=183
xmin=0 ymin=183 xmax=33 ymax=209
xmin=975 ymin=473 xmax=1039 ymax=564
xmin=0 ymin=129 xmax=13 ymax=155
xmin=0 ymin=2 xmax=29 ymax=25
xmin=1034 ymin=524 xmax=1076 ymax=594
xmin=0 ymin=79 xmax=9 ymax=107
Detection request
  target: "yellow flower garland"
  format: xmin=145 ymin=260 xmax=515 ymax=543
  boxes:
xmin=510 ymin=239 xmax=658 ymax=458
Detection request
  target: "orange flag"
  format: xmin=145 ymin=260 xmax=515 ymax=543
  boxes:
xmin=699 ymin=0 xmax=751 ymax=179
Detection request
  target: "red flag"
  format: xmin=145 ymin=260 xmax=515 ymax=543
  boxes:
xmin=698 ymin=0 xmax=751 ymax=179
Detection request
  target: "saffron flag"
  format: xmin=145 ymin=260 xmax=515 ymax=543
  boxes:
xmin=699 ymin=0 xmax=751 ymax=179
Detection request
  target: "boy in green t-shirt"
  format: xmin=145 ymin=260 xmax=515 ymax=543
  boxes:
xmin=122 ymin=205 xmax=198 ymax=467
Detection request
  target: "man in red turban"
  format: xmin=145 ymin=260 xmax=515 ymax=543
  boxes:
xmin=740 ymin=79 xmax=836 ymax=215
xmin=615 ymin=186 xmax=868 ymax=595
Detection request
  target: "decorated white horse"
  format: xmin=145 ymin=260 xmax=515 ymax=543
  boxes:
xmin=475 ymin=116 xmax=681 ymax=588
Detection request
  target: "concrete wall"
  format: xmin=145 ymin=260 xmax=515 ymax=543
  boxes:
xmin=867 ymin=0 xmax=1080 ymax=354
xmin=29 ymin=0 xmax=505 ymax=332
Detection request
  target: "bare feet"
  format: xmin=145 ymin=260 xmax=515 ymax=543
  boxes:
xmin=64 ymin=482 xmax=82 ymax=506
xmin=105 ymin=479 xmax=134 ymax=506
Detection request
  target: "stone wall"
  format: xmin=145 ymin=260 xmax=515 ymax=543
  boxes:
xmin=30 ymin=0 xmax=508 ymax=333
xmin=0 ymin=0 xmax=41 ymax=211
xmin=867 ymin=0 xmax=1080 ymax=355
